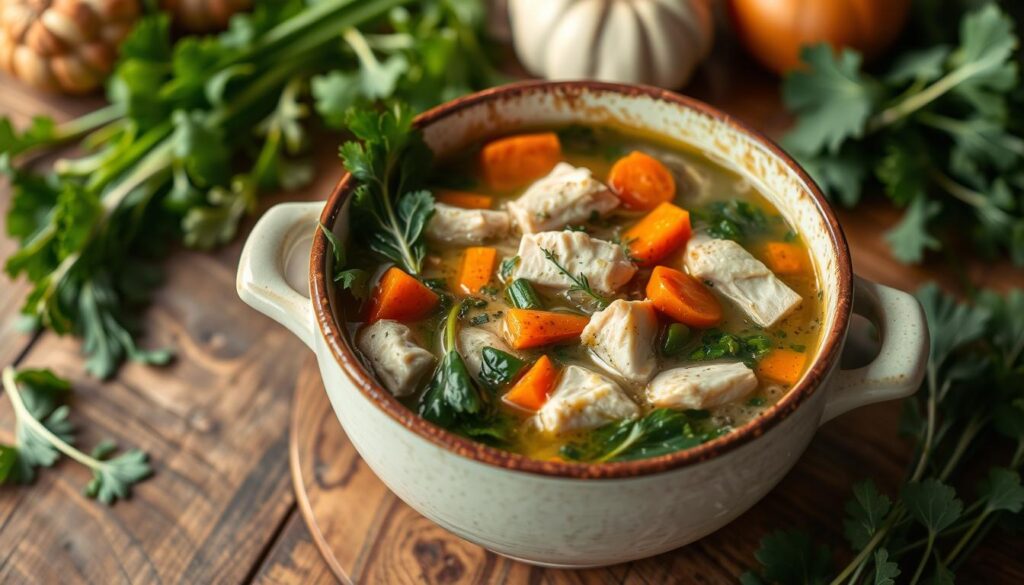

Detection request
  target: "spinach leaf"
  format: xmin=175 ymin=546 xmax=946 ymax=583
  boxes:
xmin=689 ymin=330 xmax=773 ymax=366
xmin=478 ymin=347 xmax=528 ymax=392
xmin=560 ymin=408 xmax=726 ymax=463
xmin=694 ymin=200 xmax=773 ymax=243
xmin=418 ymin=303 xmax=483 ymax=427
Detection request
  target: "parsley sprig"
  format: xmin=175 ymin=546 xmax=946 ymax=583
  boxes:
xmin=540 ymin=247 xmax=610 ymax=310
xmin=783 ymin=4 xmax=1024 ymax=265
xmin=744 ymin=285 xmax=1024 ymax=584
xmin=0 ymin=367 xmax=152 ymax=504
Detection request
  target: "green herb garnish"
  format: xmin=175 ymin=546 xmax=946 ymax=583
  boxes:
xmin=540 ymin=247 xmax=610 ymax=309
xmin=318 ymin=222 xmax=368 ymax=299
xmin=505 ymin=278 xmax=544 ymax=310
xmin=661 ymin=323 xmax=692 ymax=356
xmin=478 ymin=347 xmax=528 ymax=392
xmin=499 ymin=255 xmax=519 ymax=280
xmin=694 ymin=200 xmax=772 ymax=243
xmin=418 ymin=303 xmax=484 ymax=427
xmin=689 ymin=330 xmax=773 ymax=366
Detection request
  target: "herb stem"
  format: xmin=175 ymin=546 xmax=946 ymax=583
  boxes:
xmin=910 ymin=367 xmax=939 ymax=482
xmin=868 ymin=59 xmax=993 ymax=131
xmin=540 ymin=247 xmax=609 ymax=309
xmin=908 ymin=533 xmax=935 ymax=585
xmin=1 ymin=367 xmax=105 ymax=472
xmin=943 ymin=510 xmax=990 ymax=567
xmin=444 ymin=302 xmax=460 ymax=353
xmin=831 ymin=509 xmax=902 ymax=585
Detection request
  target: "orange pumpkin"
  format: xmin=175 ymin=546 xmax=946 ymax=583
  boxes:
xmin=727 ymin=0 xmax=910 ymax=75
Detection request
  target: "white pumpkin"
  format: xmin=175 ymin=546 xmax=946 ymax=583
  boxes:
xmin=508 ymin=0 xmax=714 ymax=88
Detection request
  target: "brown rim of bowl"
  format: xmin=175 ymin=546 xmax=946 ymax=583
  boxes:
xmin=309 ymin=80 xmax=853 ymax=480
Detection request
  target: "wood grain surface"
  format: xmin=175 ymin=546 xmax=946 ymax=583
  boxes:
xmin=0 ymin=30 xmax=1022 ymax=585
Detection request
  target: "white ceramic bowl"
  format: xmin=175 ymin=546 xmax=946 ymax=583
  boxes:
xmin=237 ymin=81 xmax=929 ymax=568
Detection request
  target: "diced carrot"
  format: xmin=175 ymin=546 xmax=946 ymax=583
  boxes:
xmin=456 ymin=247 xmax=497 ymax=294
xmin=757 ymin=349 xmax=808 ymax=385
xmin=504 ymin=355 xmax=559 ymax=411
xmin=504 ymin=309 xmax=590 ymax=350
xmin=763 ymin=242 xmax=804 ymax=274
xmin=622 ymin=202 xmax=692 ymax=266
xmin=366 ymin=267 xmax=440 ymax=323
xmin=645 ymin=266 xmax=722 ymax=328
xmin=608 ymin=151 xmax=676 ymax=210
xmin=436 ymin=190 xmax=493 ymax=209
xmin=480 ymin=132 xmax=561 ymax=190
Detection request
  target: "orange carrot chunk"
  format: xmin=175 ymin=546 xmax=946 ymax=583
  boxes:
xmin=623 ymin=202 xmax=692 ymax=266
xmin=480 ymin=132 xmax=561 ymax=190
xmin=645 ymin=266 xmax=722 ymax=328
xmin=436 ymin=190 xmax=494 ymax=209
xmin=763 ymin=242 xmax=804 ymax=275
xmin=608 ymin=151 xmax=676 ymax=210
xmin=504 ymin=355 xmax=559 ymax=411
xmin=366 ymin=267 xmax=440 ymax=323
xmin=504 ymin=309 xmax=590 ymax=350
xmin=757 ymin=349 xmax=808 ymax=385
xmin=457 ymin=247 xmax=497 ymax=294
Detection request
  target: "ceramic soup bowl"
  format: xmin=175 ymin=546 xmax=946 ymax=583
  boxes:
xmin=237 ymin=81 xmax=929 ymax=568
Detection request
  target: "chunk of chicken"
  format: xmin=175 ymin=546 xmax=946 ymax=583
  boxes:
xmin=458 ymin=326 xmax=517 ymax=379
xmin=514 ymin=231 xmax=636 ymax=294
xmin=357 ymin=320 xmax=435 ymax=397
xmin=425 ymin=203 xmax=511 ymax=246
xmin=646 ymin=362 xmax=758 ymax=410
xmin=581 ymin=300 xmax=658 ymax=384
xmin=684 ymin=234 xmax=802 ymax=327
xmin=508 ymin=162 xmax=619 ymax=233
xmin=536 ymin=365 xmax=639 ymax=434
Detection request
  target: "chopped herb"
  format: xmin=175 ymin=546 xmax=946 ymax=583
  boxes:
xmin=747 ymin=397 xmax=767 ymax=407
xmin=499 ymin=255 xmax=519 ymax=280
xmin=540 ymin=247 xmax=610 ymax=309
xmin=774 ymin=330 xmax=788 ymax=339
xmin=318 ymin=223 xmax=368 ymax=300
xmin=790 ymin=344 xmax=807 ymax=353
xmin=479 ymin=285 xmax=499 ymax=297
xmin=469 ymin=314 xmax=490 ymax=326
xmin=690 ymin=330 xmax=773 ymax=366
xmin=661 ymin=323 xmax=692 ymax=356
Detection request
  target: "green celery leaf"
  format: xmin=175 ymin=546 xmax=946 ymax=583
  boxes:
xmin=885 ymin=196 xmax=942 ymax=263
xmin=84 ymin=446 xmax=152 ymax=505
xmin=872 ymin=549 xmax=901 ymax=585
xmin=978 ymin=467 xmax=1024 ymax=514
xmin=171 ymin=111 xmax=231 ymax=188
xmin=9 ymin=368 xmax=74 ymax=483
xmin=843 ymin=480 xmax=893 ymax=550
xmin=782 ymin=45 xmax=878 ymax=155
xmin=752 ymin=530 xmax=833 ymax=585
xmin=903 ymin=478 xmax=963 ymax=534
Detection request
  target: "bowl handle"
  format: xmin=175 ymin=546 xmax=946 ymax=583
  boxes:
xmin=820 ymin=276 xmax=930 ymax=424
xmin=236 ymin=201 xmax=324 ymax=350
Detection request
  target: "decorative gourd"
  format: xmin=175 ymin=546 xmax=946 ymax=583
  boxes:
xmin=727 ymin=0 xmax=911 ymax=75
xmin=161 ymin=0 xmax=252 ymax=33
xmin=508 ymin=0 xmax=714 ymax=89
xmin=0 ymin=0 xmax=140 ymax=94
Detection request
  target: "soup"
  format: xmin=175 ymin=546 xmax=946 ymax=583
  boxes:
xmin=338 ymin=122 xmax=822 ymax=463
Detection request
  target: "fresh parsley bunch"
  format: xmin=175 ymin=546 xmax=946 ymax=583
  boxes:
xmin=744 ymin=284 xmax=1024 ymax=584
xmin=0 ymin=0 xmax=499 ymax=378
xmin=782 ymin=3 xmax=1024 ymax=265
xmin=0 ymin=367 xmax=151 ymax=504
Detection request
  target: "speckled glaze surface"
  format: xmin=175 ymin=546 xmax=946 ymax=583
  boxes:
xmin=237 ymin=81 xmax=930 ymax=567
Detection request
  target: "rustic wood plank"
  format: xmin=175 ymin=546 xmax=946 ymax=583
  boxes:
xmin=254 ymin=514 xmax=338 ymax=585
xmin=0 ymin=107 xmax=349 ymax=582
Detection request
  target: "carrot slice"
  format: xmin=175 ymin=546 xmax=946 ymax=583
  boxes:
xmin=757 ymin=349 xmax=808 ymax=385
xmin=436 ymin=190 xmax=493 ymax=209
xmin=480 ymin=132 xmax=561 ymax=190
xmin=366 ymin=267 xmax=440 ymax=323
xmin=763 ymin=242 xmax=804 ymax=275
xmin=645 ymin=266 xmax=722 ymax=328
xmin=457 ymin=247 xmax=497 ymax=294
xmin=608 ymin=151 xmax=676 ymax=210
xmin=623 ymin=202 xmax=692 ymax=266
xmin=504 ymin=355 xmax=559 ymax=411
xmin=504 ymin=309 xmax=590 ymax=350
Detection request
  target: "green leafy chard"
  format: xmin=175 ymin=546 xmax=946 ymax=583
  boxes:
xmin=0 ymin=367 xmax=151 ymax=504
xmin=418 ymin=302 xmax=484 ymax=427
xmin=782 ymin=4 xmax=1024 ymax=264
xmin=478 ymin=347 xmax=528 ymax=392
xmin=560 ymin=408 xmax=726 ymax=463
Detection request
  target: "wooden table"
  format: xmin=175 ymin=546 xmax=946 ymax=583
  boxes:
xmin=1 ymin=44 xmax=1022 ymax=584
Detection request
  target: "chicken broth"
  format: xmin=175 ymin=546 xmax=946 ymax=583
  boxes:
xmin=342 ymin=124 xmax=822 ymax=463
